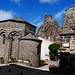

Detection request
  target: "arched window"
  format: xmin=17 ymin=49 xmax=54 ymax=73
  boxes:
xmin=2 ymin=34 xmax=5 ymax=44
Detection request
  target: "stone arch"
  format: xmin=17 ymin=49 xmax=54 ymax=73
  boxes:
xmin=8 ymin=31 xmax=22 ymax=59
xmin=0 ymin=29 xmax=8 ymax=60
xmin=0 ymin=29 xmax=7 ymax=36
xmin=0 ymin=29 xmax=7 ymax=44
xmin=8 ymin=31 xmax=22 ymax=38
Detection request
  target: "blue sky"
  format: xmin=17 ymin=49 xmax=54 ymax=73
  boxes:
xmin=0 ymin=0 xmax=75 ymax=31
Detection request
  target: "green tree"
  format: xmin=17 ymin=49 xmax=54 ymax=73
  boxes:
xmin=48 ymin=43 xmax=60 ymax=60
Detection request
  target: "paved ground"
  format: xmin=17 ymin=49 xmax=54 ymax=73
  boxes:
xmin=0 ymin=60 xmax=59 ymax=75
xmin=36 ymin=60 xmax=59 ymax=71
xmin=0 ymin=64 xmax=50 ymax=75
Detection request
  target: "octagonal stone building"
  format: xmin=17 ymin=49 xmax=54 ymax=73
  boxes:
xmin=0 ymin=17 xmax=41 ymax=65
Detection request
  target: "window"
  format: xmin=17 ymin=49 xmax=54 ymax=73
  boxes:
xmin=2 ymin=34 xmax=5 ymax=44
xmin=66 ymin=38 xmax=70 ymax=43
xmin=64 ymin=36 xmax=71 ymax=43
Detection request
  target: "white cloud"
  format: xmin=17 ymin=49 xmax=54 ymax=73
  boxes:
xmin=10 ymin=0 xmax=21 ymax=5
xmin=54 ymin=7 xmax=68 ymax=19
xmin=0 ymin=10 xmax=14 ymax=21
xmin=39 ymin=0 xmax=59 ymax=4
xmin=36 ymin=22 xmax=43 ymax=28
xmin=54 ymin=10 xmax=65 ymax=19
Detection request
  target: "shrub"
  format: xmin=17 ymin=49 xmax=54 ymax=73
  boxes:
xmin=0 ymin=57 xmax=4 ymax=60
xmin=11 ymin=57 xmax=16 ymax=62
xmin=48 ymin=43 xmax=60 ymax=56
xmin=18 ymin=58 xmax=23 ymax=60
xmin=25 ymin=59 xmax=30 ymax=63
xmin=0 ymin=57 xmax=4 ymax=64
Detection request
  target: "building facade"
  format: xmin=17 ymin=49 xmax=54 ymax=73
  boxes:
xmin=38 ymin=37 xmax=53 ymax=60
xmin=0 ymin=17 xmax=42 ymax=67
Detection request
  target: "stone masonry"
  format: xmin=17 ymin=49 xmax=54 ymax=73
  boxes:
xmin=0 ymin=17 xmax=37 ymax=64
xmin=60 ymin=5 xmax=75 ymax=50
xmin=60 ymin=51 xmax=75 ymax=75
xmin=19 ymin=33 xmax=42 ymax=67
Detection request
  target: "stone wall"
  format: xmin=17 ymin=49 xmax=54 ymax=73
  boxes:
xmin=0 ymin=18 xmax=36 ymax=62
xmin=19 ymin=40 xmax=40 ymax=67
xmin=0 ymin=21 xmax=25 ymax=60
xmin=60 ymin=51 xmax=75 ymax=75
xmin=26 ymin=23 xmax=36 ymax=35
xmin=0 ymin=36 xmax=9 ymax=62
xmin=0 ymin=21 xmax=25 ymax=36
xmin=11 ymin=36 xmax=19 ymax=58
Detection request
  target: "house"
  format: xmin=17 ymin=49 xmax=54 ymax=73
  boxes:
xmin=59 ymin=5 xmax=75 ymax=50
xmin=38 ymin=37 xmax=53 ymax=60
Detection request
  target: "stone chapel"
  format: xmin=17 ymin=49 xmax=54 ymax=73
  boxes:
xmin=0 ymin=17 xmax=42 ymax=67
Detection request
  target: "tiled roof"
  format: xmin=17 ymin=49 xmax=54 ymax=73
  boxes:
xmin=19 ymin=33 xmax=42 ymax=42
xmin=0 ymin=16 xmax=36 ymax=28
xmin=11 ymin=16 xmax=26 ymax=22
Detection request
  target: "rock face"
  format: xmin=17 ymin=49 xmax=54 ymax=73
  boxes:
xmin=59 ymin=5 xmax=75 ymax=50
xmin=37 ymin=14 xmax=60 ymax=41
xmin=62 ymin=5 xmax=75 ymax=29
xmin=60 ymin=5 xmax=75 ymax=35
